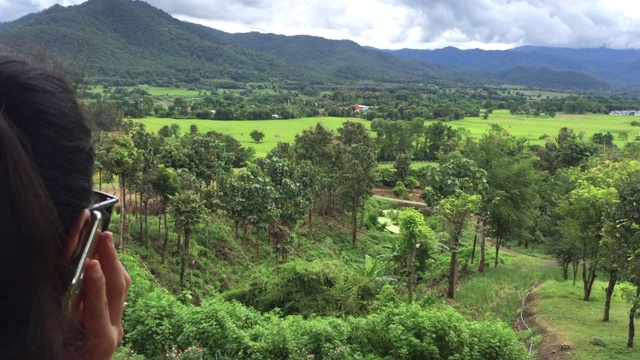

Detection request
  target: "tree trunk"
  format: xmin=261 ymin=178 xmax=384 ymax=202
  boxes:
xmin=161 ymin=217 xmax=169 ymax=263
xmin=583 ymin=261 xmax=598 ymax=301
xmin=603 ymin=271 xmax=617 ymax=321
xmin=494 ymin=238 xmax=501 ymax=268
xmin=98 ymin=170 xmax=102 ymax=191
xmin=352 ymin=196 xmax=358 ymax=245
xmin=180 ymin=231 xmax=190 ymax=287
xmin=627 ymin=286 xmax=640 ymax=348
xmin=242 ymin=219 xmax=249 ymax=244
xmin=117 ymin=176 xmax=126 ymax=248
xmin=176 ymin=224 xmax=182 ymax=252
xmin=163 ymin=212 xmax=168 ymax=252
xmin=470 ymin=232 xmax=477 ymax=264
xmin=562 ymin=262 xmax=569 ymax=281
xmin=572 ymin=260 xmax=579 ymax=286
xmin=447 ymin=242 xmax=459 ymax=299
xmin=144 ymin=200 xmax=149 ymax=244
xmin=138 ymin=193 xmax=144 ymax=243
xmin=408 ymin=235 xmax=417 ymax=303
xmin=478 ymin=233 xmax=486 ymax=273
xmin=206 ymin=220 xmax=210 ymax=244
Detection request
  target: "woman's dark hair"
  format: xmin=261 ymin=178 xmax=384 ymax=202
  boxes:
xmin=0 ymin=55 xmax=94 ymax=359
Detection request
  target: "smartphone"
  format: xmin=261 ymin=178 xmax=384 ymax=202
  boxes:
xmin=67 ymin=210 xmax=103 ymax=313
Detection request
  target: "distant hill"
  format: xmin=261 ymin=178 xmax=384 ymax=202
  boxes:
xmin=389 ymin=46 xmax=640 ymax=87
xmin=203 ymin=30 xmax=473 ymax=83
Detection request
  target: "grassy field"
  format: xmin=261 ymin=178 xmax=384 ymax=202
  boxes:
xmin=450 ymin=109 xmax=640 ymax=145
xmin=87 ymin=85 xmax=204 ymax=97
xmin=536 ymin=280 xmax=640 ymax=359
xmin=138 ymin=116 xmax=369 ymax=156
xmin=136 ymin=110 xmax=640 ymax=156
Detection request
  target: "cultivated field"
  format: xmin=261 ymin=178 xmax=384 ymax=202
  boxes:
xmin=137 ymin=109 xmax=640 ymax=156
xmin=139 ymin=116 xmax=369 ymax=156
xmin=88 ymin=85 xmax=203 ymax=97
xmin=450 ymin=109 xmax=640 ymax=145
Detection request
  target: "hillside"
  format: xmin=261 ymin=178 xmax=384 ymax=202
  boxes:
xmin=0 ymin=0 xmax=315 ymax=86
xmin=1 ymin=0 xmax=637 ymax=90
xmin=390 ymin=46 xmax=640 ymax=87
xmin=204 ymin=30 xmax=476 ymax=83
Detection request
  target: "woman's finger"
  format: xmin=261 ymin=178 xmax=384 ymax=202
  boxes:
xmin=80 ymin=260 xmax=118 ymax=355
xmin=95 ymin=232 xmax=128 ymax=332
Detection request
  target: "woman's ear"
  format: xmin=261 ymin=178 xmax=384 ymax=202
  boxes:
xmin=66 ymin=209 xmax=91 ymax=260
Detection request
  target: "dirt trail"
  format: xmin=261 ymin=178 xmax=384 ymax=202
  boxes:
xmin=372 ymin=195 xmax=429 ymax=208
xmin=504 ymin=247 xmax=571 ymax=360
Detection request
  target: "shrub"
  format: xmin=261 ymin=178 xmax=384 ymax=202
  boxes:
xmin=468 ymin=321 xmax=527 ymax=360
xmin=223 ymin=260 xmax=380 ymax=317
xmin=392 ymin=181 xmax=409 ymax=199
xmin=125 ymin=290 xmax=185 ymax=357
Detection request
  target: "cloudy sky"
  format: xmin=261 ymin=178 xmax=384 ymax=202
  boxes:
xmin=2 ymin=0 xmax=640 ymax=50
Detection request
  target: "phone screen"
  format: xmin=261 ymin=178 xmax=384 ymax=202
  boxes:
xmin=67 ymin=210 xmax=103 ymax=312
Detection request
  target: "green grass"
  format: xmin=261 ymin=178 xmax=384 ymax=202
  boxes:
xmin=138 ymin=116 xmax=369 ymax=156
xmin=87 ymin=85 xmax=205 ymax=97
xmin=454 ymin=253 xmax=561 ymax=324
xmin=133 ymin=109 xmax=640 ymax=156
xmin=449 ymin=109 xmax=640 ymax=145
xmin=537 ymin=280 xmax=640 ymax=359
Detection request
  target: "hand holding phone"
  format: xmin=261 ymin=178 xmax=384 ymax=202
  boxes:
xmin=76 ymin=231 xmax=131 ymax=360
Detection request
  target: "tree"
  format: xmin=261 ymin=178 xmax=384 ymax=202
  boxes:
xmin=398 ymin=209 xmax=436 ymax=303
xmin=169 ymin=192 xmax=208 ymax=287
xmin=556 ymin=181 xmax=618 ymax=301
xmin=337 ymin=144 xmax=376 ymax=244
xmin=336 ymin=121 xmax=376 ymax=243
xmin=250 ymin=129 xmax=265 ymax=143
xmin=607 ymin=167 xmax=640 ymax=345
xmin=97 ymin=132 xmax=141 ymax=247
xmin=393 ymin=153 xmax=412 ymax=185
xmin=438 ymin=191 xmax=481 ymax=299
xmin=149 ymin=165 xmax=180 ymax=262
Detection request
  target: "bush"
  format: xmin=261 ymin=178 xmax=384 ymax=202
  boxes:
xmin=223 ymin=260 xmax=380 ymax=317
xmin=374 ymin=167 xmax=395 ymax=187
xmin=125 ymin=290 xmax=185 ymax=357
xmin=392 ymin=181 xmax=409 ymax=200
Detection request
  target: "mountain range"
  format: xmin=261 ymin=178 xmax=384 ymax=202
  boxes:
xmin=0 ymin=0 xmax=636 ymax=91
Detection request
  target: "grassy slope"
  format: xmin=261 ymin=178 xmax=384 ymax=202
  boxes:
xmin=449 ymin=109 xmax=640 ymax=145
xmin=537 ymin=280 xmax=640 ymax=359
xmin=138 ymin=116 xmax=369 ymax=156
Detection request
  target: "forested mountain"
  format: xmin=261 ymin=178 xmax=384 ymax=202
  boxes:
xmin=0 ymin=0 xmax=316 ymax=85
xmin=0 ymin=0 xmax=462 ymax=86
xmin=0 ymin=0 xmax=636 ymax=89
xmin=203 ymin=30 xmax=475 ymax=83
xmin=390 ymin=46 xmax=640 ymax=87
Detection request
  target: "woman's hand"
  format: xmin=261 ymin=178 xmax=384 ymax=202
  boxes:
xmin=78 ymin=232 xmax=131 ymax=359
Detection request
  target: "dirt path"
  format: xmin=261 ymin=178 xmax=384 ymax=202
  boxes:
xmin=503 ymin=247 xmax=571 ymax=360
xmin=516 ymin=282 xmax=572 ymax=360
xmin=372 ymin=195 xmax=429 ymax=208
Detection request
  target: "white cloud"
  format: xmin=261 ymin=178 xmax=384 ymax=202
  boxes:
xmin=2 ymin=0 xmax=640 ymax=49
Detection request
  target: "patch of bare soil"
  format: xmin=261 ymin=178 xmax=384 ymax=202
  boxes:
xmin=514 ymin=283 xmax=572 ymax=360
xmin=372 ymin=187 xmax=424 ymax=203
